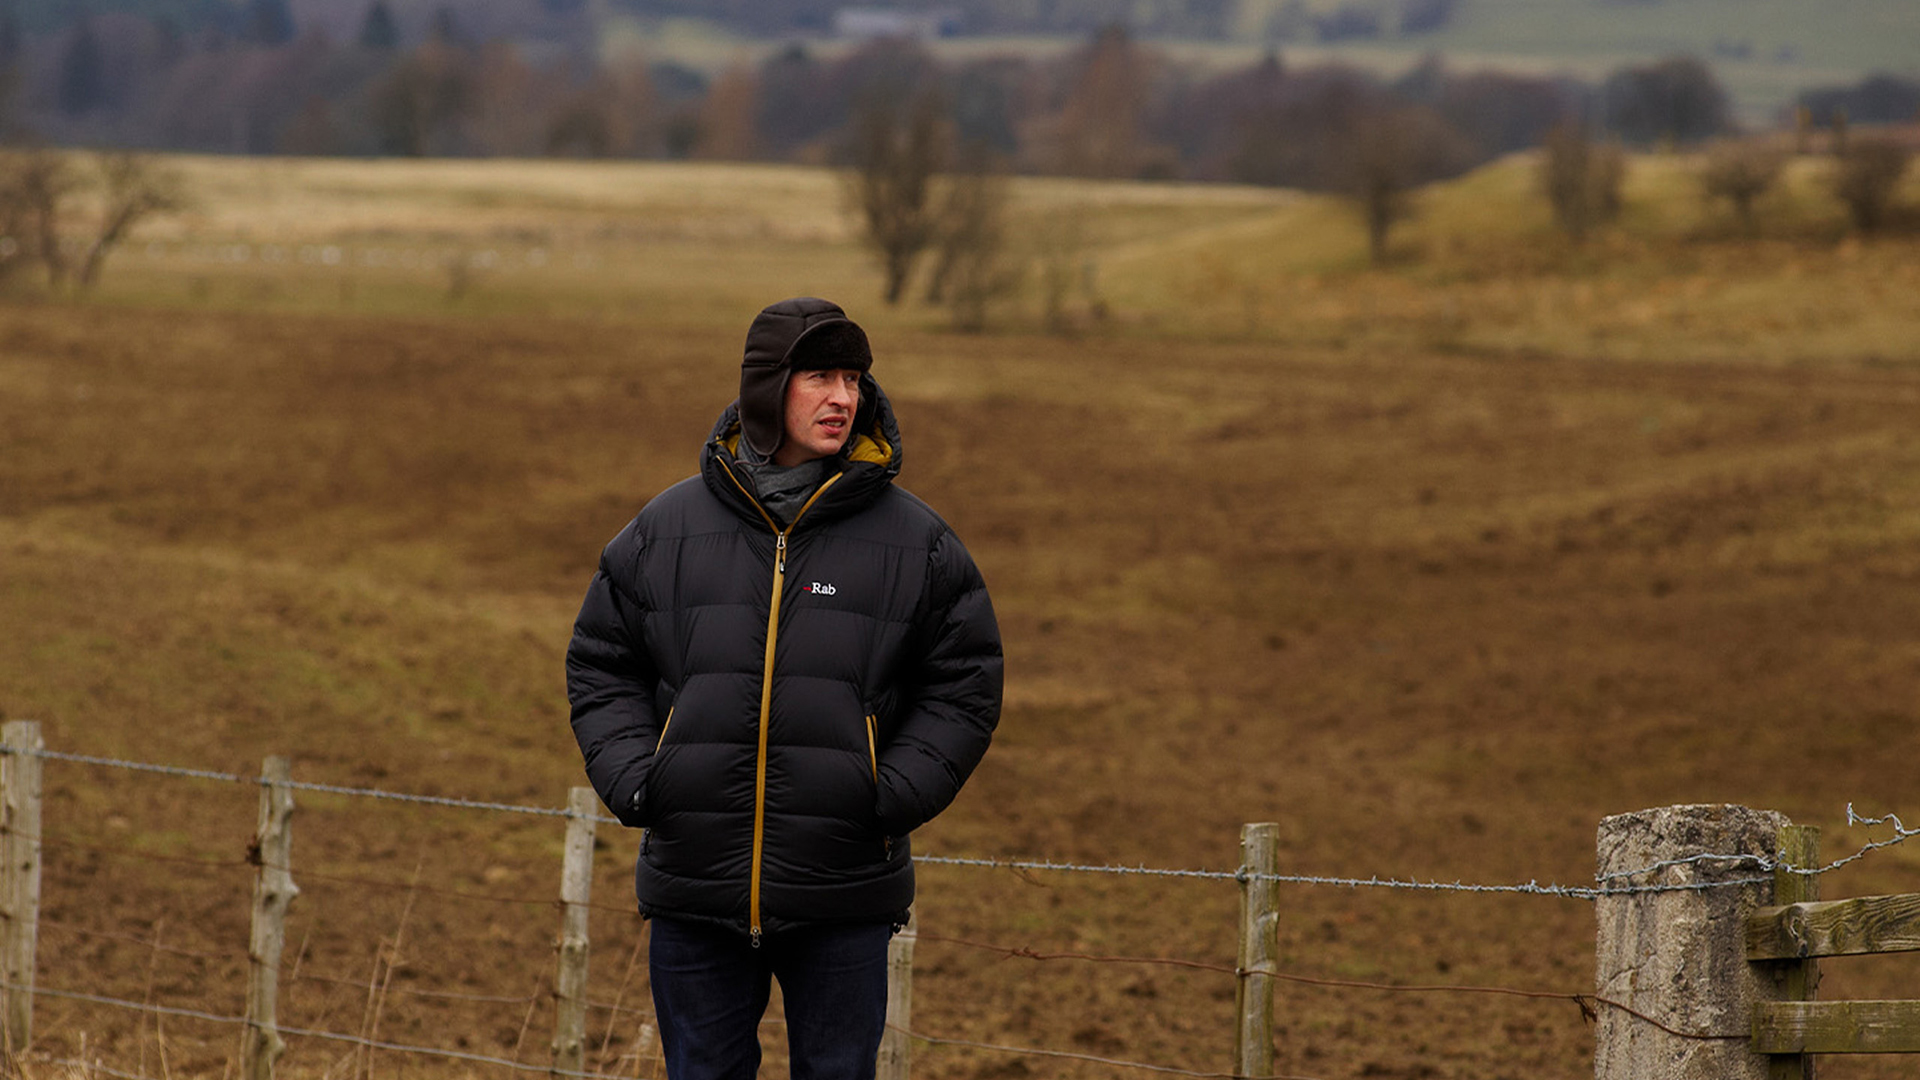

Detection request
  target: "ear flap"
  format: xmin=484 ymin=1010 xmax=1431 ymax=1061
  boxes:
xmin=850 ymin=371 xmax=879 ymax=444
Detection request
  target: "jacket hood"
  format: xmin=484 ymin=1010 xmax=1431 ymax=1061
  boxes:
xmin=739 ymin=297 xmax=875 ymax=460
xmin=704 ymin=373 xmax=901 ymax=528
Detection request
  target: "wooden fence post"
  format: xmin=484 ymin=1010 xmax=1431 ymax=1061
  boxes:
xmin=1594 ymin=804 xmax=1793 ymax=1080
xmin=1763 ymin=826 xmax=1819 ymax=1080
xmin=1235 ymin=822 xmax=1280 ymax=1079
xmin=878 ymin=909 xmax=917 ymax=1080
xmin=551 ymin=787 xmax=596 ymax=1079
xmin=1 ymin=721 xmax=43 ymax=1057
xmin=243 ymin=756 xmax=297 ymax=1080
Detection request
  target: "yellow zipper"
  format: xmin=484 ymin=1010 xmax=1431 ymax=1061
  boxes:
xmin=718 ymin=456 xmax=843 ymax=947
xmin=655 ymin=706 xmax=675 ymax=751
xmin=864 ymin=714 xmax=879 ymax=783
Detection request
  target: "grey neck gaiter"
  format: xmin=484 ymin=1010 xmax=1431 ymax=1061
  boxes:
xmin=747 ymin=457 xmax=833 ymax=529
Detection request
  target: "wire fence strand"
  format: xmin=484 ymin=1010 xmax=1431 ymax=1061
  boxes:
xmin=14 ymin=744 xmax=1917 ymax=898
xmin=14 ymin=982 xmax=634 ymax=1080
xmin=12 ymin=740 xmax=1915 ymax=1080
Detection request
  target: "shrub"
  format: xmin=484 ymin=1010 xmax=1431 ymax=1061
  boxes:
xmin=1832 ymin=138 xmax=1912 ymax=233
xmin=1540 ymin=123 xmax=1625 ymax=243
xmin=1700 ymin=140 xmax=1785 ymax=234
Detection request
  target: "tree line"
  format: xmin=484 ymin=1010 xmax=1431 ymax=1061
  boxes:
xmin=0 ymin=2 xmax=1813 ymax=171
xmin=2 ymin=3 xmax=1913 ymax=316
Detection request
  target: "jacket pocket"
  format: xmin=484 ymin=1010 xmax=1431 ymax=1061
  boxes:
xmin=636 ymin=706 xmax=675 ymax=823
xmin=865 ymin=713 xmax=895 ymax=861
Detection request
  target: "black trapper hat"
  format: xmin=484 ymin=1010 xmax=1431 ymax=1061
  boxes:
xmin=738 ymin=297 xmax=874 ymax=459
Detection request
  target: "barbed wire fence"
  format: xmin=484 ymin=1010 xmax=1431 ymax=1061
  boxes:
xmin=2 ymin=728 xmax=1916 ymax=1080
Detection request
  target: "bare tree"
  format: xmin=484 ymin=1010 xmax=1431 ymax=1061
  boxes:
xmin=1700 ymin=139 xmax=1785 ymax=235
xmin=923 ymin=145 xmax=1018 ymax=331
xmin=77 ymin=153 xmax=184 ymax=288
xmin=692 ymin=64 xmax=758 ymax=160
xmin=1031 ymin=204 xmax=1105 ymax=334
xmin=1831 ymin=137 xmax=1911 ymax=234
xmin=0 ymin=149 xmax=184 ymax=291
xmin=1050 ymin=24 xmax=1154 ymax=179
xmin=844 ymin=87 xmax=950 ymax=305
xmin=1539 ymin=121 xmax=1625 ymax=244
xmin=0 ymin=149 xmax=79 ymax=287
xmin=1344 ymin=101 xmax=1466 ymax=265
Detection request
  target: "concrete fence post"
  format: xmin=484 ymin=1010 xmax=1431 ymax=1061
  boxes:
xmin=1594 ymin=804 xmax=1797 ymax=1080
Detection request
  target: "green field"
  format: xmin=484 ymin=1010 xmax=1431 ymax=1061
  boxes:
xmin=3 ymin=151 xmax=1920 ymax=1078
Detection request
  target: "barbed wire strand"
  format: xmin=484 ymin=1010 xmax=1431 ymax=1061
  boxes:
xmin=14 ymin=982 xmax=635 ymax=1080
xmin=912 ymin=931 xmax=1719 ymax=1037
xmin=12 ymin=745 xmax=1916 ymax=898
xmin=1595 ymin=804 xmax=1920 ymax=884
xmin=37 ymin=917 xmax=645 ymax=1016
xmin=37 ymin=834 xmax=642 ymax=917
xmin=12 ymin=747 xmax=607 ymax=822
xmin=289 ymin=968 xmax=648 ymax=1018
xmin=914 ymin=854 xmax=1768 ymax=899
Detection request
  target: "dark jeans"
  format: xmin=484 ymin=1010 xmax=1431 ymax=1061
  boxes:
xmin=648 ymin=917 xmax=892 ymax=1080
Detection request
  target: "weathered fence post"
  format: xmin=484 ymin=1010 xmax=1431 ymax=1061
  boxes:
xmin=243 ymin=755 xmax=297 ymax=1080
xmin=1 ymin=721 xmax=43 ymax=1056
xmin=878 ymin=909 xmax=917 ymax=1080
xmin=1235 ymin=822 xmax=1281 ymax=1079
xmin=1594 ymin=804 xmax=1795 ymax=1080
xmin=551 ymin=787 xmax=596 ymax=1079
xmin=1762 ymin=826 xmax=1819 ymax=1080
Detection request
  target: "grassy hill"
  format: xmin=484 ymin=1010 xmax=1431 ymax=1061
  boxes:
xmin=3 ymin=152 xmax=1920 ymax=1078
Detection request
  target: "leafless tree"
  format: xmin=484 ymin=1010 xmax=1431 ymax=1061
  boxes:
xmin=923 ymin=145 xmax=1019 ymax=332
xmin=1700 ymin=139 xmax=1785 ymax=235
xmin=1831 ymin=137 xmax=1910 ymax=234
xmin=1049 ymin=24 xmax=1155 ymax=179
xmin=1539 ymin=121 xmax=1625 ymax=244
xmin=0 ymin=149 xmax=183 ymax=290
xmin=692 ymin=65 xmax=758 ymax=160
xmin=845 ymin=87 xmax=950 ymax=306
xmin=77 ymin=152 xmax=184 ymax=288
xmin=1031 ymin=204 xmax=1106 ymax=334
xmin=1344 ymin=102 xmax=1467 ymax=265
xmin=0 ymin=149 xmax=79 ymax=287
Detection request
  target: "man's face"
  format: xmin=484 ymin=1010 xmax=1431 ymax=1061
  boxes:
xmin=774 ymin=367 xmax=862 ymax=466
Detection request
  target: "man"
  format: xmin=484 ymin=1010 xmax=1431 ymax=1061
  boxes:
xmin=566 ymin=296 xmax=1003 ymax=1080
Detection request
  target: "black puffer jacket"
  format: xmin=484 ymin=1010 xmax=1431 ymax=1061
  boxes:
xmin=566 ymin=381 xmax=1002 ymax=939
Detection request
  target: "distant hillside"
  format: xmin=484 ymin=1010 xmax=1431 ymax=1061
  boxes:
xmin=13 ymin=0 xmax=1917 ymax=121
xmin=27 ymin=0 xmax=1920 ymax=58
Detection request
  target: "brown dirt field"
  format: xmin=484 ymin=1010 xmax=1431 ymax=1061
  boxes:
xmin=3 ymin=287 xmax=1920 ymax=1080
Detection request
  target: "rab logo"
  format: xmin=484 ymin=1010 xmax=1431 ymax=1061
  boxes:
xmin=808 ymin=582 xmax=837 ymax=596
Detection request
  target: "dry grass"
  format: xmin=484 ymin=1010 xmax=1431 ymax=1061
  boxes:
xmin=3 ymin=152 xmax=1920 ymax=1079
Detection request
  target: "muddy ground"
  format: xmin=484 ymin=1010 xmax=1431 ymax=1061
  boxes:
xmin=3 ymin=300 xmax=1919 ymax=1079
